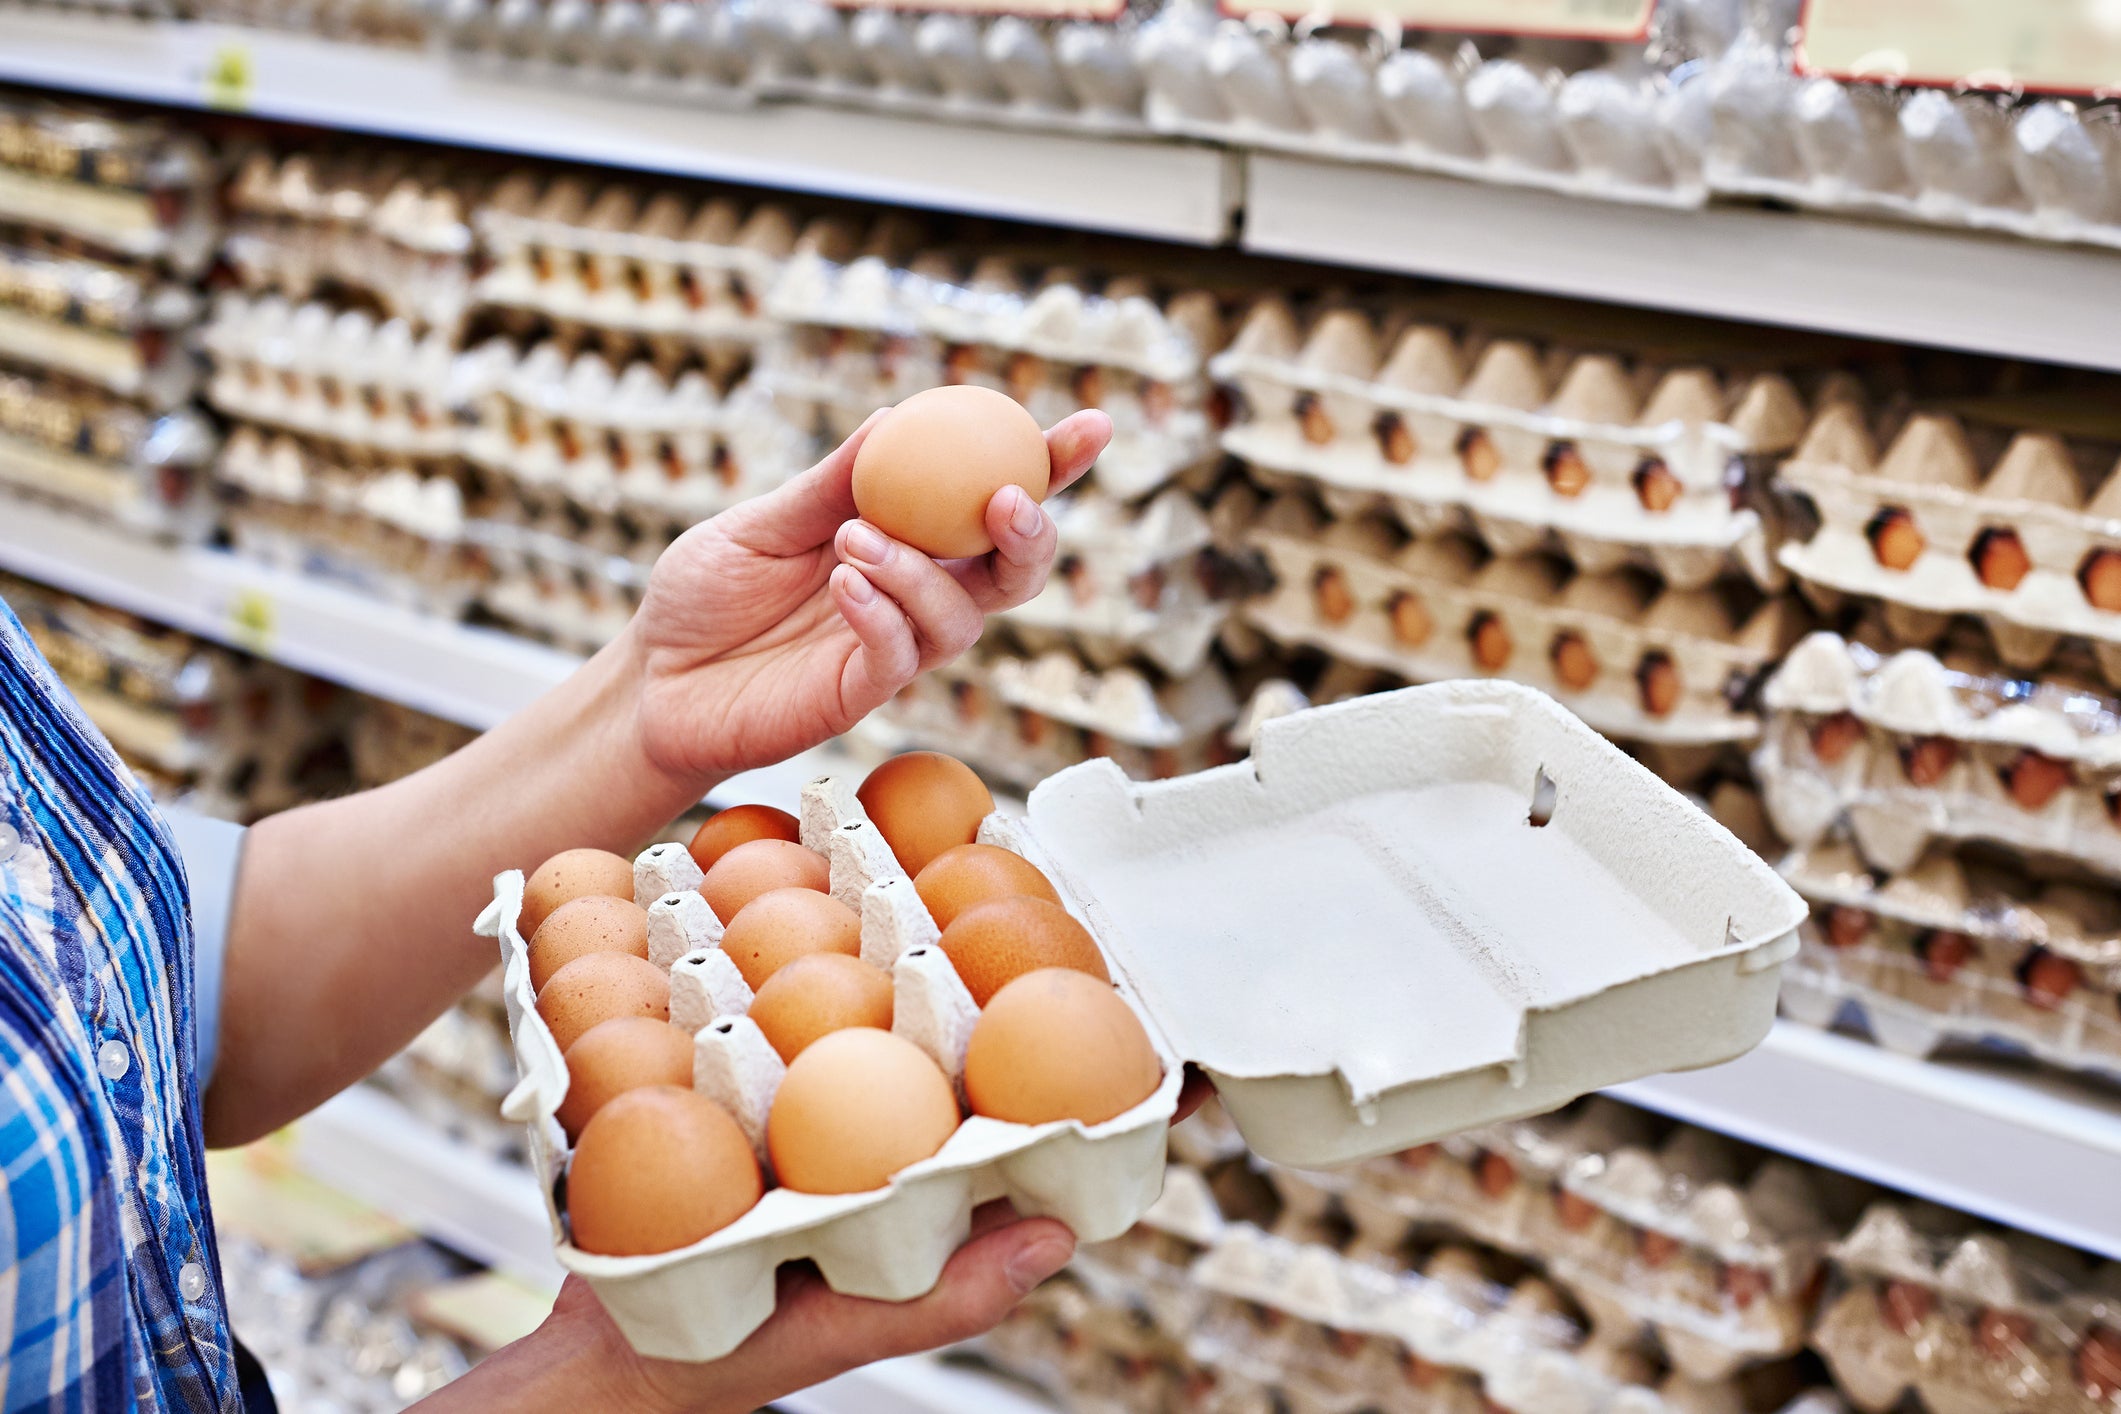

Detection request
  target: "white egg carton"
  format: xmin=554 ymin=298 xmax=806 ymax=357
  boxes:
xmin=1216 ymin=302 xmax=1806 ymax=590
xmin=1243 ymin=496 xmax=1802 ymax=753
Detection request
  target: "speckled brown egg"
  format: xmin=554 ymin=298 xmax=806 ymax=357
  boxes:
xmin=528 ymin=894 xmax=650 ymax=994
xmin=938 ymin=895 xmax=1108 ymax=1008
xmin=699 ymin=838 xmax=829 ymax=924
xmin=913 ymin=844 xmax=1060 ymax=931
xmin=567 ymin=1086 xmax=761 ymax=1256
xmin=536 ymin=952 xmax=670 ymax=1053
xmin=857 ymin=752 xmax=994 ymax=878
xmin=720 ymin=887 xmax=862 ymax=991
xmin=556 ymin=1016 xmax=692 ymax=1140
xmin=687 ymin=804 xmax=800 ymax=872
xmin=521 ymin=847 xmax=633 ymax=939
xmin=766 ymin=1028 xmax=960 ymax=1194
xmin=850 ymin=385 xmax=1050 ymax=560
xmin=964 ymin=969 xmax=1160 ymax=1126
xmin=747 ymin=953 xmax=893 ymax=1063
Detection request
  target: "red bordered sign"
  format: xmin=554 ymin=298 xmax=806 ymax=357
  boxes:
xmin=1796 ymin=0 xmax=2121 ymax=99
xmin=1216 ymin=0 xmax=1654 ymax=43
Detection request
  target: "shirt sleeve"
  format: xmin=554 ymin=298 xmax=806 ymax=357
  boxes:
xmin=158 ymin=809 xmax=244 ymax=1088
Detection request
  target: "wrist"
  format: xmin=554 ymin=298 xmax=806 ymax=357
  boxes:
xmin=581 ymin=622 xmax=726 ymax=824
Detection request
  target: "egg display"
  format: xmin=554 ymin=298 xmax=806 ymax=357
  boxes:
xmin=913 ymin=842 xmax=1060 ymax=930
xmin=856 ymin=750 xmax=995 ymax=877
xmin=698 ymin=837 xmax=830 ymax=923
xmin=536 ymin=951 xmax=671 ymax=1052
xmin=687 ymin=803 xmax=800 ymax=872
xmin=719 ymin=886 xmax=862 ymax=990
xmin=527 ymin=894 xmax=650 ymax=993
xmin=938 ymin=894 xmax=1110 ymax=1007
xmin=767 ymin=1028 xmax=963 ymax=1195
xmin=567 ymin=1086 xmax=763 ymax=1257
xmin=555 ymin=1015 xmax=694 ymax=1140
xmin=747 ymin=953 xmax=893 ymax=1063
xmin=522 ymin=846 xmax=634 ymax=938
xmin=850 ymin=385 xmax=1050 ymax=560
xmin=965 ymin=969 xmax=1163 ymax=1126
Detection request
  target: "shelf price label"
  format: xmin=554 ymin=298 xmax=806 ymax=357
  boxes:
xmin=1218 ymin=0 xmax=1653 ymax=41
xmin=201 ymin=42 xmax=255 ymax=111
xmin=1798 ymin=0 xmax=2121 ymax=96
xmin=828 ymin=0 xmax=1126 ymax=16
xmin=227 ymin=587 xmax=275 ymax=654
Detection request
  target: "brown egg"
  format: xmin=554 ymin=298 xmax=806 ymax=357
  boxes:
xmin=699 ymin=838 xmax=829 ymax=924
xmin=1476 ymin=1151 xmax=1516 ymax=1198
xmin=2079 ymin=1325 xmax=2121 ymax=1400
xmin=1879 ymin=1280 xmax=1934 ymax=1336
xmin=721 ymin=887 xmax=862 ymax=991
xmin=687 ymin=804 xmax=799 ymax=872
xmin=1313 ymin=566 xmax=1355 ymax=625
xmin=556 ymin=1016 xmax=692 ymax=1140
xmin=2004 ymin=750 xmax=2072 ymax=811
xmin=1918 ymin=930 xmax=1974 ymax=984
xmin=2023 ymin=949 xmax=2082 ymax=1009
xmin=1389 ymin=591 xmax=1432 ymax=647
xmin=850 ymin=385 xmax=1050 ymax=560
xmin=1973 ymin=528 xmax=2032 ymax=591
xmin=1809 ymin=711 xmax=1865 ymax=765
xmin=964 ymin=969 xmax=1161 ymax=1126
xmin=1901 ymin=735 xmax=1959 ymax=787
xmin=1554 ymin=1188 xmax=1601 ymax=1233
xmin=1543 ymin=442 xmax=1589 ymax=497
xmin=1634 ymin=458 xmax=1681 ymax=512
xmin=1722 ymin=1264 xmax=1771 ymax=1311
xmin=767 ymin=1028 xmax=960 ymax=1194
xmin=1975 ymin=1307 xmax=2034 ymax=1363
xmin=1868 ymin=507 xmax=1925 ymax=570
xmin=522 ymin=847 xmax=633 ymax=939
xmin=528 ymin=895 xmax=650 ymax=994
xmin=1375 ymin=411 xmax=1415 ymax=465
xmin=938 ymin=895 xmax=1109 ymax=1007
xmin=568 ymin=1086 xmax=761 ymax=1256
xmin=2082 ymin=550 xmax=2121 ymax=611
xmin=1457 ymin=427 xmax=1500 ymax=481
xmin=857 ymin=752 xmax=995 ymax=878
xmin=1549 ymin=632 xmax=1597 ymax=691
xmin=1294 ymin=392 xmax=1333 ymax=446
xmin=536 ymin=952 xmax=670 ymax=1053
xmin=1825 ymin=906 xmax=1872 ymax=951
xmin=1468 ymin=612 xmax=1512 ymax=671
xmin=1637 ymin=652 xmax=1681 ymax=717
xmin=748 ymin=953 xmax=893 ymax=1063
xmin=914 ymin=843 xmax=1060 ymax=931
xmin=1638 ymin=1229 xmax=1683 ymax=1268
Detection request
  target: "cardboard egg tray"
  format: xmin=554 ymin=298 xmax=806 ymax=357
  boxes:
xmin=1778 ymin=841 xmax=2121 ymax=1078
xmin=1776 ymin=407 xmax=2121 ymax=675
xmin=1072 ymin=1163 xmax=1226 ymax=1342
xmin=0 ymin=95 xmax=218 ymax=274
xmin=1212 ymin=302 xmax=1805 ymax=591
xmin=0 ymin=284 xmax=200 ymax=411
xmin=474 ymin=512 xmax=651 ymax=651
xmin=0 ymin=365 xmax=216 ymax=536
xmin=1755 ymin=634 xmax=2121 ymax=879
xmin=1242 ymin=495 xmax=1803 ymax=763
xmin=1811 ymin=1203 xmax=2121 ymax=1414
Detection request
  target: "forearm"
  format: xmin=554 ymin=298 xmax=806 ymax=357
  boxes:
xmin=205 ymin=626 xmax=714 ymax=1147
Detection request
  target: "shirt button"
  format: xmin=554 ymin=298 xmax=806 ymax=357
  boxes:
xmin=98 ymin=1041 xmax=131 ymax=1081
xmin=0 ymin=822 xmax=19 ymax=862
xmin=178 ymin=1262 xmax=207 ymax=1303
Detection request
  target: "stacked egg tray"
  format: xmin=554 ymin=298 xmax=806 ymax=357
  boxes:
xmin=1810 ymin=1203 xmax=2121 ymax=1414
xmin=1777 ymin=840 xmax=2121 ymax=1079
xmin=1776 ymin=405 xmax=2121 ymax=675
xmin=0 ymin=361 xmax=215 ymax=538
xmin=0 ymin=237 xmax=202 ymax=411
xmin=1754 ymin=632 xmax=2121 ymax=880
xmin=0 ymin=94 xmax=219 ymax=276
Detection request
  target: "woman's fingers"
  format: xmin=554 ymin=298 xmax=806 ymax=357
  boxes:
xmin=835 ymin=521 xmax=986 ymax=665
xmin=948 ymin=484 xmax=1056 ymax=613
xmin=829 ymin=564 xmax=921 ymax=720
xmin=725 ymin=410 xmax=888 ymax=558
xmin=1044 ymin=408 xmax=1112 ymax=497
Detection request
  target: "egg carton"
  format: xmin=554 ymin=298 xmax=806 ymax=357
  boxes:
xmin=1217 ymin=302 xmax=1810 ymax=591
xmin=1073 ymin=1163 xmax=1227 ymax=1340
xmin=983 ymin=1272 xmax=1198 ymax=1414
xmin=1812 ymin=1202 xmax=2121 ymax=1414
xmin=1135 ymin=3 xmax=1722 ymax=210
xmin=0 ymin=366 xmax=216 ymax=537
xmin=1777 ymin=406 xmax=2121 ymax=675
xmin=0 ymin=95 xmax=219 ymax=274
xmin=0 ymin=243 xmax=202 ymax=409
xmin=426 ymin=0 xmax=761 ymax=101
xmin=470 ymin=510 xmax=655 ymax=652
xmin=223 ymin=496 xmax=486 ymax=622
xmin=1243 ymin=496 xmax=1803 ymax=754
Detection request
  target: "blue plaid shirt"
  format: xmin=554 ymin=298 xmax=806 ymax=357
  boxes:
xmin=0 ymin=594 xmax=240 ymax=1412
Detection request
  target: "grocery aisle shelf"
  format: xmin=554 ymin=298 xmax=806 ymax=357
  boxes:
xmin=0 ymin=10 xmax=1237 ymax=245
xmin=1610 ymin=1021 xmax=2121 ymax=1261
xmin=1245 ymin=155 xmax=2121 ymax=374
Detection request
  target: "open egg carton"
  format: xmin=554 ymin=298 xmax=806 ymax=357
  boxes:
xmin=1216 ymin=300 xmax=1815 ymax=592
xmin=0 ymin=238 xmax=203 ymax=410
xmin=0 ymin=363 xmax=216 ymax=537
xmin=1775 ymin=401 xmax=2121 ymax=677
xmin=1754 ymin=630 xmax=2121 ymax=879
xmin=1811 ymin=1202 xmax=2121 ymax=1414
xmin=1241 ymin=494 xmax=1806 ymax=784
xmin=1778 ymin=839 xmax=2121 ymax=1079
xmin=225 ymin=148 xmax=481 ymax=333
xmin=765 ymin=246 xmax=1225 ymax=499
xmin=473 ymin=176 xmax=794 ymax=357
xmin=1134 ymin=0 xmax=1744 ymax=208
xmin=202 ymin=292 xmax=465 ymax=461
xmin=0 ymin=94 xmax=219 ymax=276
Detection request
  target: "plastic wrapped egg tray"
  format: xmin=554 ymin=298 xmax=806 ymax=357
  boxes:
xmin=0 ymin=242 xmax=202 ymax=402
xmin=1754 ymin=633 xmax=2121 ymax=879
xmin=1215 ymin=303 xmax=1809 ymax=592
xmin=0 ymin=94 xmax=219 ymax=275
xmin=0 ymin=365 xmax=216 ymax=538
xmin=1810 ymin=1203 xmax=2121 ymax=1414
xmin=1778 ymin=841 xmax=2121 ymax=1079
xmin=1776 ymin=406 xmax=2121 ymax=676
xmin=1242 ymin=496 xmax=1804 ymax=766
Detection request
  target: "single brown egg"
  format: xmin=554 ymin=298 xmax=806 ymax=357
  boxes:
xmin=1868 ymin=508 xmax=1925 ymax=571
xmin=1389 ymin=592 xmax=1432 ymax=648
xmin=857 ymin=752 xmax=995 ymax=878
xmin=1457 ymin=427 xmax=1500 ymax=481
xmin=767 ymin=1028 xmax=960 ymax=1194
xmin=914 ymin=843 xmax=1060 ymax=931
xmin=747 ymin=952 xmax=893 ymax=1063
xmin=687 ymin=804 xmax=799 ymax=872
xmin=1825 ymin=906 xmax=1872 ymax=951
xmin=1918 ymin=930 xmax=1974 ymax=984
xmin=537 ymin=952 xmax=671 ymax=1055
xmin=721 ymin=887 xmax=862 ymax=991
xmin=528 ymin=895 xmax=651 ymax=994
xmin=1634 ymin=458 xmax=1681 ymax=513
xmin=850 ymin=385 xmax=1050 ymax=560
xmin=2004 ymin=750 xmax=2072 ymax=811
xmin=1375 ymin=411 xmax=1415 ymax=464
xmin=556 ymin=1016 xmax=692 ymax=1140
xmin=1722 ymin=1264 xmax=1771 ymax=1311
xmin=568 ymin=1086 xmax=761 ymax=1256
xmin=2079 ymin=1325 xmax=2121 ymax=1400
xmin=522 ymin=847 xmax=633 ymax=939
xmin=1973 ymin=528 xmax=2032 ymax=591
xmin=1468 ymin=612 xmax=1512 ymax=671
xmin=1554 ymin=1188 xmax=1601 ymax=1233
xmin=699 ymin=838 xmax=829 ymax=924
xmin=2023 ymin=949 xmax=2082 ymax=1009
xmin=1975 ymin=1307 xmax=2034 ymax=1363
xmin=1543 ymin=442 xmax=1589 ymax=497
xmin=1901 ymin=735 xmax=1959 ymax=787
xmin=1810 ymin=711 xmax=1865 ymax=766
xmin=1313 ymin=566 xmax=1356 ymax=625
xmin=1638 ymin=1229 xmax=1683 ymax=1268
xmin=1476 ymin=1151 xmax=1516 ymax=1198
xmin=1294 ymin=392 xmax=1334 ymax=446
xmin=1549 ymin=632 xmax=1598 ymax=691
xmin=938 ymin=895 xmax=1110 ymax=1007
xmin=1638 ymin=652 xmax=1681 ymax=717
xmin=1880 ymin=1281 xmax=1934 ymax=1337
xmin=2082 ymin=550 xmax=2121 ymax=611
xmin=964 ymin=969 xmax=1161 ymax=1126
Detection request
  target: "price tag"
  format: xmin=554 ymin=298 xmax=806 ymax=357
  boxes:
xmin=1219 ymin=0 xmax=1654 ymax=41
xmin=227 ymin=587 xmax=275 ymax=654
xmin=1798 ymin=0 xmax=2121 ymax=96
xmin=829 ymin=0 xmax=1126 ymax=17
xmin=201 ymin=42 xmax=255 ymax=111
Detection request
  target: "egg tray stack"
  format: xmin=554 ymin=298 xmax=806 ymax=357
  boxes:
xmin=1811 ymin=1202 xmax=2121 ymax=1414
xmin=373 ymin=995 xmax=527 ymax=1166
xmin=0 ymin=95 xmax=220 ymax=537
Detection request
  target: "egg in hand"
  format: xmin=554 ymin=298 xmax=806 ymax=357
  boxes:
xmin=850 ymin=385 xmax=1050 ymax=560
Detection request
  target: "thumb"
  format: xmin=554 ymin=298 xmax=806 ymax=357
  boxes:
xmin=851 ymin=1216 xmax=1076 ymax=1361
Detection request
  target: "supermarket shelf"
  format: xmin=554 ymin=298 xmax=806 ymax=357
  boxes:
xmin=1610 ymin=1021 xmax=2121 ymax=1261
xmin=1244 ymin=155 xmax=2121 ymax=374
xmin=0 ymin=10 xmax=1237 ymax=245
